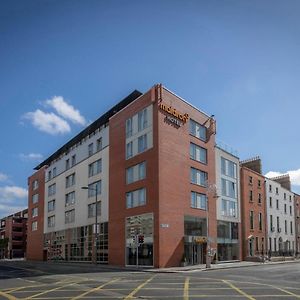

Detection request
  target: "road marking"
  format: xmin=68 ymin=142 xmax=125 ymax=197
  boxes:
xmin=71 ymin=277 xmax=120 ymax=300
xmin=25 ymin=280 xmax=84 ymax=299
xmin=273 ymin=286 xmax=300 ymax=298
xmin=222 ymin=280 xmax=256 ymax=300
xmin=0 ymin=291 xmax=17 ymax=300
xmin=183 ymin=277 xmax=190 ymax=300
xmin=124 ymin=275 xmax=156 ymax=299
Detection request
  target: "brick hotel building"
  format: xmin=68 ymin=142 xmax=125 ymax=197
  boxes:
xmin=27 ymin=84 xmax=218 ymax=267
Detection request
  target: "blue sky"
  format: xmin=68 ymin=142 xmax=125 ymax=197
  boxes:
xmin=1 ymin=0 xmax=300 ymax=218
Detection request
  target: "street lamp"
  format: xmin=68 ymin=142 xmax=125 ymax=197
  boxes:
xmin=82 ymin=185 xmax=99 ymax=265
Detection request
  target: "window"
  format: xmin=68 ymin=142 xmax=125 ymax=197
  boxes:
xmin=249 ymin=190 xmax=253 ymax=202
xmin=259 ymin=213 xmax=262 ymax=230
xmin=126 ymin=188 xmax=146 ymax=208
xmin=65 ymin=209 xmax=75 ymax=224
xmin=285 ymin=220 xmax=287 ymax=234
xmin=256 ymin=237 xmax=259 ymax=252
xmin=221 ymin=157 xmax=237 ymax=178
xmin=32 ymin=207 xmax=38 ymax=217
xmin=32 ymin=194 xmax=39 ymax=204
xmin=258 ymin=193 xmax=262 ymax=204
xmin=66 ymin=173 xmax=75 ymax=188
xmin=126 ymin=141 xmax=133 ymax=159
xmin=269 ymin=184 xmax=272 ymax=192
xmin=88 ymin=202 xmax=101 ymax=218
xmin=269 ymin=196 xmax=272 ymax=207
xmin=191 ymin=192 xmax=207 ymax=210
xmin=71 ymin=155 xmax=76 ymax=167
xmin=258 ymin=180 xmax=261 ymax=188
xmin=88 ymin=143 xmax=93 ymax=156
xmin=270 ymin=215 xmax=273 ymax=230
xmin=221 ymin=199 xmax=237 ymax=217
xmin=249 ymin=176 xmax=253 ymax=185
xmin=65 ymin=159 xmax=70 ymax=170
xmin=274 ymin=238 xmax=277 ymax=252
xmin=88 ymin=159 xmax=102 ymax=177
xmin=88 ymin=181 xmax=101 ymax=197
xmin=276 ymin=199 xmax=279 ymax=210
xmin=284 ymin=204 xmax=287 ymax=214
xmin=190 ymin=143 xmax=207 ymax=164
xmin=31 ymin=221 xmax=37 ymax=231
xmin=48 ymin=183 xmax=56 ymax=197
xmin=48 ymin=200 xmax=55 ymax=212
xmin=191 ymin=167 xmax=207 ymax=187
xmin=126 ymin=162 xmax=146 ymax=184
xmin=53 ymin=167 xmax=56 ymax=177
xmin=138 ymin=134 xmax=147 ymax=153
xmin=250 ymin=211 xmax=254 ymax=230
xmin=189 ymin=119 xmax=206 ymax=141
xmin=32 ymin=180 xmax=38 ymax=190
xmin=290 ymin=206 xmax=292 ymax=215
xmin=65 ymin=191 xmax=75 ymax=206
xmin=290 ymin=221 xmax=293 ymax=234
xmin=221 ymin=178 xmax=237 ymax=198
xmin=276 ymin=187 xmax=279 ymax=194
xmin=126 ymin=118 xmax=133 ymax=138
xmin=289 ymin=195 xmax=292 ymax=202
xmin=48 ymin=216 xmax=55 ymax=228
xmin=48 ymin=170 xmax=52 ymax=180
xmin=277 ymin=216 xmax=280 ymax=232
xmin=138 ymin=108 xmax=148 ymax=131
xmin=284 ymin=193 xmax=286 ymax=200
xmin=96 ymin=137 xmax=102 ymax=151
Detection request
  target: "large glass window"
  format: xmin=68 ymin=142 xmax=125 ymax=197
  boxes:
xmin=138 ymin=108 xmax=148 ymax=131
xmin=221 ymin=178 xmax=237 ymax=198
xmin=221 ymin=157 xmax=237 ymax=178
xmin=184 ymin=215 xmax=207 ymax=236
xmin=189 ymin=119 xmax=206 ymax=141
xmin=126 ymin=162 xmax=146 ymax=184
xmin=126 ymin=141 xmax=133 ymax=159
xmin=48 ymin=216 xmax=55 ymax=228
xmin=88 ymin=202 xmax=101 ymax=218
xmin=138 ymin=134 xmax=147 ymax=153
xmin=190 ymin=167 xmax=207 ymax=186
xmin=66 ymin=173 xmax=76 ymax=188
xmin=32 ymin=221 xmax=37 ymax=231
xmin=221 ymin=199 xmax=237 ymax=217
xmin=88 ymin=159 xmax=102 ymax=177
xmin=126 ymin=188 xmax=146 ymax=208
xmin=32 ymin=194 xmax=39 ymax=204
xmin=126 ymin=118 xmax=133 ymax=138
xmin=191 ymin=192 xmax=207 ymax=210
xmin=190 ymin=143 xmax=207 ymax=164
xmin=125 ymin=213 xmax=153 ymax=266
xmin=65 ymin=191 xmax=75 ymax=207
xmin=48 ymin=183 xmax=56 ymax=197
xmin=88 ymin=181 xmax=101 ymax=197
xmin=48 ymin=200 xmax=55 ymax=212
xmin=32 ymin=180 xmax=39 ymax=190
xmin=32 ymin=207 xmax=38 ymax=217
xmin=65 ymin=209 xmax=75 ymax=224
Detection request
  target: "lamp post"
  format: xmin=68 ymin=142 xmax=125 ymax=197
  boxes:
xmin=82 ymin=184 xmax=99 ymax=265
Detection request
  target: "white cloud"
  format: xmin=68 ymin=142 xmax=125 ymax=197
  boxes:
xmin=0 ymin=186 xmax=28 ymax=203
xmin=46 ymin=96 xmax=86 ymax=126
xmin=23 ymin=109 xmax=71 ymax=135
xmin=0 ymin=172 xmax=8 ymax=182
xmin=19 ymin=153 xmax=43 ymax=162
xmin=265 ymin=168 xmax=300 ymax=186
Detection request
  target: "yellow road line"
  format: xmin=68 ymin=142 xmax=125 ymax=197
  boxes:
xmin=26 ymin=280 xmax=84 ymax=299
xmin=183 ymin=277 xmax=190 ymax=300
xmin=222 ymin=280 xmax=256 ymax=300
xmin=273 ymin=286 xmax=300 ymax=298
xmin=0 ymin=290 xmax=17 ymax=300
xmin=71 ymin=277 xmax=119 ymax=300
xmin=124 ymin=275 xmax=156 ymax=300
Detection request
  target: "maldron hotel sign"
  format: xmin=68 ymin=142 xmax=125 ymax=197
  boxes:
xmin=158 ymin=102 xmax=189 ymax=127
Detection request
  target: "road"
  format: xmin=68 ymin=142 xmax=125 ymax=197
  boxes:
xmin=0 ymin=261 xmax=299 ymax=299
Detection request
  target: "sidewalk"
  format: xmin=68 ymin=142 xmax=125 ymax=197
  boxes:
xmin=145 ymin=258 xmax=300 ymax=273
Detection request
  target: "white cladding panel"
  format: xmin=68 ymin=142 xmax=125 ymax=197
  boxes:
xmin=44 ymin=127 xmax=109 ymax=233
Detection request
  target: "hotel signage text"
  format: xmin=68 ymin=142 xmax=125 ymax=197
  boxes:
xmin=159 ymin=102 xmax=189 ymax=127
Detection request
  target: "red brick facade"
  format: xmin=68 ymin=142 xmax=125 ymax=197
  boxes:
xmin=27 ymin=167 xmax=46 ymax=261
xmin=240 ymin=166 xmax=266 ymax=260
xmin=109 ymin=84 xmax=216 ymax=267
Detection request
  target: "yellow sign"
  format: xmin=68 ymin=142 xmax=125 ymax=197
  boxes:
xmin=194 ymin=237 xmax=207 ymax=244
xmin=159 ymin=102 xmax=189 ymax=125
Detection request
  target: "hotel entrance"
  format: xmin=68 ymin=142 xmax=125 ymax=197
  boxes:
xmin=184 ymin=239 xmax=206 ymax=265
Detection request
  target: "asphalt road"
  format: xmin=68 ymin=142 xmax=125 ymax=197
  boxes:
xmin=0 ymin=261 xmax=299 ymax=299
